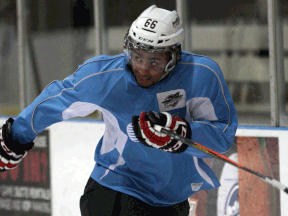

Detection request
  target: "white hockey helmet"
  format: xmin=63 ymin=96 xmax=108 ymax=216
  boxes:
xmin=124 ymin=5 xmax=184 ymax=74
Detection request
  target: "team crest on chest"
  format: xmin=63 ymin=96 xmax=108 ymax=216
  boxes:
xmin=157 ymin=89 xmax=186 ymax=112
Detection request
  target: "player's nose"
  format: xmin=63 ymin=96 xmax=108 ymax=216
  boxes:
xmin=138 ymin=64 xmax=150 ymax=76
xmin=137 ymin=67 xmax=150 ymax=75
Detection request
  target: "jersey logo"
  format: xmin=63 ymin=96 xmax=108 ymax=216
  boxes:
xmin=162 ymin=92 xmax=183 ymax=108
xmin=191 ymin=182 xmax=203 ymax=191
xmin=157 ymin=89 xmax=186 ymax=112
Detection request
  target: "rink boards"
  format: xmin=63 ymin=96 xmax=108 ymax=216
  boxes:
xmin=0 ymin=118 xmax=287 ymax=216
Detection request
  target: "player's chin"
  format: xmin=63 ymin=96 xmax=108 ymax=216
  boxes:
xmin=135 ymin=77 xmax=154 ymax=88
xmin=136 ymin=80 xmax=154 ymax=88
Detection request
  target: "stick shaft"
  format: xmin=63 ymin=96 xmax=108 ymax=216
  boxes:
xmin=160 ymin=128 xmax=288 ymax=194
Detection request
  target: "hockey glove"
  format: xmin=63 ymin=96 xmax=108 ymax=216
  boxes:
xmin=0 ymin=118 xmax=34 ymax=172
xmin=132 ymin=111 xmax=191 ymax=153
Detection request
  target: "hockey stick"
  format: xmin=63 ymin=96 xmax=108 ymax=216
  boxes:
xmin=154 ymin=126 xmax=288 ymax=194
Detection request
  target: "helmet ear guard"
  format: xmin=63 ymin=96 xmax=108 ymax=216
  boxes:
xmin=165 ymin=43 xmax=182 ymax=71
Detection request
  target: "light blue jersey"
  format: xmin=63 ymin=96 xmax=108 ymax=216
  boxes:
xmin=12 ymin=51 xmax=238 ymax=206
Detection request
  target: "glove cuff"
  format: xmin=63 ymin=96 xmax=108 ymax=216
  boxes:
xmin=177 ymin=119 xmax=191 ymax=153
xmin=2 ymin=118 xmax=34 ymax=154
xmin=160 ymin=119 xmax=192 ymax=154
xmin=184 ymin=119 xmax=192 ymax=140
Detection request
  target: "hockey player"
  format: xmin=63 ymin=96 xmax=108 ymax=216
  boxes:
xmin=0 ymin=5 xmax=238 ymax=216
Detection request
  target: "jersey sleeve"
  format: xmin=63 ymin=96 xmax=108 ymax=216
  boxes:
xmin=184 ymin=58 xmax=238 ymax=158
xmin=11 ymin=61 xmax=106 ymax=144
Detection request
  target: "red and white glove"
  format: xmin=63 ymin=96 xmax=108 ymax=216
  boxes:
xmin=132 ymin=111 xmax=191 ymax=153
xmin=0 ymin=118 xmax=34 ymax=172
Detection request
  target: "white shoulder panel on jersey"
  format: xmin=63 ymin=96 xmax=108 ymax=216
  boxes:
xmin=186 ymin=97 xmax=218 ymax=122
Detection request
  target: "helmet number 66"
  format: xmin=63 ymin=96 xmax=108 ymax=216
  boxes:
xmin=144 ymin=19 xmax=158 ymax=29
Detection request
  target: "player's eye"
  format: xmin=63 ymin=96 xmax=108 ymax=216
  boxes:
xmin=150 ymin=61 xmax=158 ymax=66
xmin=136 ymin=56 xmax=141 ymax=62
xmin=133 ymin=55 xmax=142 ymax=63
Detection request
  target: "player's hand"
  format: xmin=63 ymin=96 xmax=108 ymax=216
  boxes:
xmin=0 ymin=118 xmax=34 ymax=172
xmin=132 ymin=111 xmax=191 ymax=153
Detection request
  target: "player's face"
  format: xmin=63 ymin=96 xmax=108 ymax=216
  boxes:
xmin=131 ymin=50 xmax=169 ymax=88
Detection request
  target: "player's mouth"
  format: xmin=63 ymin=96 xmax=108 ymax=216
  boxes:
xmin=134 ymin=71 xmax=152 ymax=82
xmin=135 ymin=74 xmax=154 ymax=88
xmin=137 ymin=75 xmax=152 ymax=82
